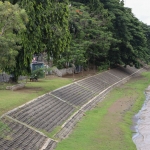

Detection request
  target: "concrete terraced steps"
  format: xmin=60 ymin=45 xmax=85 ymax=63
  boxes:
xmin=51 ymin=83 xmax=95 ymax=106
xmin=55 ymin=66 xmax=146 ymax=140
xmin=0 ymin=117 xmax=57 ymax=150
xmin=0 ymin=66 xmax=146 ymax=150
xmin=7 ymin=94 xmax=76 ymax=132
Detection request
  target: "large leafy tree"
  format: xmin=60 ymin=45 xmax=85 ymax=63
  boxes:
xmin=4 ymin=0 xmax=149 ymax=80
xmin=101 ymin=0 xmax=149 ymax=68
xmin=0 ymin=1 xmax=28 ymax=71
xmin=6 ymin=0 xmax=70 ymax=81
xmin=86 ymin=0 xmax=113 ymax=67
xmin=18 ymin=0 xmax=70 ymax=59
xmin=68 ymin=0 xmax=150 ymax=69
xmin=58 ymin=0 xmax=113 ymax=69
xmin=141 ymin=23 xmax=150 ymax=63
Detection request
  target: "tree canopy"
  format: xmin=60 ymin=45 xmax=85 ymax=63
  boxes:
xmin=0 ymin=1 xmax=28 ymax=71
xmin=6 ymin=0 xmax=70 ymax=81
xmin=102 ymin=0 xmax=149 ymax=68
xmin=1 ymin=0 xmax=150 ymax=81
xmin=57 ymin=0 xmax=113 ymax=68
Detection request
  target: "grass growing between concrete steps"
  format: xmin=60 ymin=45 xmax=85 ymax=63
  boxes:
xmin=0 ymin=77 xmax=72 ymax=116
xmin=56 ymin=72 xmax=150 ymax=150
xmin=0 ymin=121 xmax=10 ymax=139
xmin=41 ymin=126 xmax=61 ymax=140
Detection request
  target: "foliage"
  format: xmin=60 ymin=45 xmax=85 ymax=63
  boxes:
xmin=3 ymin=0 xmax=150 ymax=81
xmin=141 ymin=23 xmax=150 ymax=63
xmin=17 ymin=0 xmax=70 ymax=59
xmin=101 ymin=0 xmax=149 ymax=68
xmin=97 ymin=61 xmax=110 ymax=71
xmin=31 ymin=66 xmax=51 ymax=78
xmin=6 ymin=0 xmax=70 ymax=82
xmin=0 ymin=1 xmax=28 ymax=70
xmin=55 ymin=57 xmax=69 ymax=69
xmin=58 ymin=0 xmax=112 ymax=69
xmin=31 ymin=68 xmax=44 ymax=79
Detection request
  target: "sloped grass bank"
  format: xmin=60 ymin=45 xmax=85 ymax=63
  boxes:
xmin=0 ymin=77 xmax=72 ymax=116
xmin=56 ymin=72 xmax=150 ymax=150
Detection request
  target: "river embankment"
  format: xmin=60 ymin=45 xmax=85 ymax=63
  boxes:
xmin=56 ymin=72 xmax=150 ymax=150
xmin=133 ymin=85 xmax=150 ymax=150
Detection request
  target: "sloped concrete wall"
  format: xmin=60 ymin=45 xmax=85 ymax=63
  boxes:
xmin=52 ymin=67 xmax=74 ymax=77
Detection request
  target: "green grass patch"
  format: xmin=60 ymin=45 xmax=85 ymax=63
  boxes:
xmin=41 ymin=126 xmax=61 ymax=140
xmin=0 ymin=77 xmax=72 ymax=116
xmin=56 ymin=72 xmax=150 ymax=150
xmin=0 ymin=121 xmax=10 ymax=139
xmin=119 ymin=72 xmax=150 ymax=149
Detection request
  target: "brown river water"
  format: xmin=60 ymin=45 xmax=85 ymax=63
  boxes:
xmin=133 ymin=86 xmax=150 ymax=150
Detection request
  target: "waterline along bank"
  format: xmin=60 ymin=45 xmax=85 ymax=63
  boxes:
xmin=133 ymin=85 xmax=150 ymax=150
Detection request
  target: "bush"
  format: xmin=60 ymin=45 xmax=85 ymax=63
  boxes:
xmin=31 ymin=68 xmax=44 ymax=78
xmin=98 ymin=62 xmax=110 ymax=71
xmin=31 ymin=67 xmax=52 ymax=79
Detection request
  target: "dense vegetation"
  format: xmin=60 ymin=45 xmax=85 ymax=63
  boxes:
xmin=0 ymin=1 xmax=28 ymax=71
xmin=1 ymin=0 xmax=150 ymax=81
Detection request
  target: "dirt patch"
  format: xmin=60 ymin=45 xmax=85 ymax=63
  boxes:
xmin=99 ymin=95 xmax=137 ymax=139
xmin=14 ymin=86 xmax=43 ymax=93
xmin=95 ymin=77 xmax=142 ymax=149
xmin=108 ymin=96 xmax=137 ymax=115
xmin=45 ymin=75 xmax=61 ymax=80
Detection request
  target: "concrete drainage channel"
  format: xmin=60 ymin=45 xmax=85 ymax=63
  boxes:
xmin=0 ymin=67 xmax=146 ymax=150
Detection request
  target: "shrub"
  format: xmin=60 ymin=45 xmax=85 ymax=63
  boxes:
xmin=98 ymin=61 xmax=110 ymax=71
xmin=31 ymin=67 xmax=51 ymax=78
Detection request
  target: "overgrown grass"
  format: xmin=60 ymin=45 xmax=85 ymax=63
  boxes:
xmin=0 ymin=77 xmax=72 ymax=116
xmin=41 ymin=126 xmax=61 ymax=139
xmin=0 ymin=121 xmax=10 ymax=139
xmin=119 ymin=72 xmax=150 ymax=149
xmin=56 ymin=72 xmax=150 ymax=150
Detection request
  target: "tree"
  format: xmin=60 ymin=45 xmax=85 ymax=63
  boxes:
xmin=141 ymin=23 xmax=150 ymax=63
xmin=6 ymin=0 xmax=70 ymax=82
xmin=101 ymin=0 xmax=149 ymax=68
xmin=0 ymin=1 xmax=28 ymax=70
xmin=60 ymin=1 xmax=113 ymax=69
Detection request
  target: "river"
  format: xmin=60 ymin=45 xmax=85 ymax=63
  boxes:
xmin=133 ymin=85 xmax=150 ymax=150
